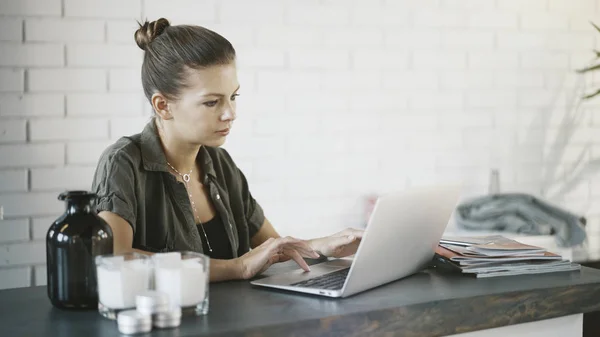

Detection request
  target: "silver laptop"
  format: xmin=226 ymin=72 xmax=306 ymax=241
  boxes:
xmin=250 ymin=185 xmax=461 ymax=298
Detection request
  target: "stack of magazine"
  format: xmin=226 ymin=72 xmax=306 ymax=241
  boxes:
xmin=434 ymin=235 xmax=581 ymax=278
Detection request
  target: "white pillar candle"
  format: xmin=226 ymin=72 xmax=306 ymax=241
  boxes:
xmin=153 ymin=252 xmax=181 ymax=266
xmin=153 ymin=256 xmax=207 ymax=308
xmin=97 ymin=256 xmax=125 ymax=309
xmin=154 ymin=265 xmax=182 ymax=307
xmin=97 ymin=257 xmax=152 ymax=309
xmin=180 ymin=258 xmax=207 ymax=307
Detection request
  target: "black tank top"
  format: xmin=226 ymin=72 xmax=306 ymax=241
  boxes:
xmin=197 ymin=212 xmax=233 ymax=260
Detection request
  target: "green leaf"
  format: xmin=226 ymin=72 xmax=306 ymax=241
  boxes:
xmin=594 ymin=50 xmax=600 ymax=58
xmin=576 ymin=63 xmax=600 ymax=73
xmin=591 ymin=21 xmax=600 ymax=34
xmin=582 ymin=88 xmax=600 ymax=100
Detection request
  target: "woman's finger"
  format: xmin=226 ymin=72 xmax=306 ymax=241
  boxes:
xmin=287 ymin=241 xmax=320 ymax=258
xmin=278 ymin=236 xmax=303 ymax=245
xmin=283 ymin=247 xmax=311 ymax=272
xmin=331 ymin=235 xmax=356 ymax=250
xmin=257 ymin=257 xmax=275 ymax=275
xmin=272 ymin=237 xmax=319 ymax=258
xmin=349 ymin=229 xmax=364 ymax=239
xmin=277 ymin=253 xmax=291 ymax=262
xmin=339 ymin=228 xmax=363 ymax=239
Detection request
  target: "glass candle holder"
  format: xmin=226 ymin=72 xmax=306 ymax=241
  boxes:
xmin=95 ymin=252 xmax=152 ymax=319
xmin=152 ymin=251 xmax=210 ymax=315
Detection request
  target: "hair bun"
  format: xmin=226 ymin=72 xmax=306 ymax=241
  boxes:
xmin=135 ymin=18 xmax=170 ymax=51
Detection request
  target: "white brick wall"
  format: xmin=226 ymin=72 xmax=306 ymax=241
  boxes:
xmin=67 ymin=45 xmax=142 ymax=67
xmin=385 ymin=31 xmax=441 ymax=48
xmin=32 ymin=216 xmax=56 ymax=240
xmin=469 ymin=52 xmax=520 ymax=69
xmin=144 ymin=0 xmax=216 ymax=25
xmin=67 ymin=93 xmax=143 ymax=116
xmin=0 ymin=69 xmax=24 ymax=91
xmin=0 ymin=143 xmax=65 ymax=167
xmin=521 ymin=52 xmax=570 ymax=69
xmin=107 ymin=21 xmax=141 ymax=44
xmin=383 ymin=71 xmax=438 ymax=89
xmin=26 ymin=19 xmax=105 ymax=42
xmin=413 ymin=10 xmax=467 ymax=28
xmin=29 ymin=118 xmax=109 ymax=141
xmin=0 ymin=94 xmax=64 ymax=116
xmin=0 ymin=192 xmax=63 ymax=217
xmin=0 ymin=18 xmax=22 ymax=41
xmin=468 ymin=11 xmax=519 ymax=29
xmin=29 ymin=69 xmax=106 ymax=92
xmin=64 ymin=0 xmax=140 ymax=19
xmin=289 ymin=50 xmax=350 ymax=70
xmin=521 ymin=13 xmax=570 ymax=31
xmin=414 ymin=51 xmax=467 ymax=69
xmin=219 ymin=1 xmax=282 ymax=25
xmin=0 ymin=119 xmax=27 ymax=142
xmin=66 ymin=141 xmax=111 ymax=164
xmin=108 ymin=69 xmax=141 ymax=92
xmin=442 ymin=32 xmax=495 ymax=49
xmin=0 ymin=241 xmax=46 ymax=266
xmin=34 ymin=265 xmax=46 ymax=286
xmin=351 ymin=5 xmax=410 ymax=27
xmin=0 ymin=0 xmax=61 ymax=16
xmin=30 ymin=166 xmax=96 ymax=191
xmin=0 ymin=43 xmax=64 ymax=67
xmin=0 ymin=267 xmax=31 ymax=290
xmin=286 ymin=4 xmax=350 ymax=26
xmin=237 ymin=49 xmax=286 ymax=69
xmin=495 ymin=71 xmax=545 ymax=88
xmin=497 ymin=0 xmax=548 ymax=11
xmin=0 ymin=170 xmax=27 ymax=192
xmin=1 ymin=0 xmax=600 ymax=290
xmin=0 ymin=219 xmax=29 ymax=243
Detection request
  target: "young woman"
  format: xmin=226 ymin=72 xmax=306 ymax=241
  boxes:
xmin=92 ymin=18 xmax=363 ymax=282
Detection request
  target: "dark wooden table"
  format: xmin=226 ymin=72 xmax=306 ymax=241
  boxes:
xmin=2 ymin=261 xmax=600 ymax=337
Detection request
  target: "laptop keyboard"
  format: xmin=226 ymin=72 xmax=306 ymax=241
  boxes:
xmin=290 ymin=268 xmax=349 ymax=290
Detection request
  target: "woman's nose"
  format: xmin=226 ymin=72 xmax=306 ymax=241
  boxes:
xmin=221 ymin=107 xmax=236 ymax=121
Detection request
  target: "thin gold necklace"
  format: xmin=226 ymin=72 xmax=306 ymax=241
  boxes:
xmin=166 ymin=161 xmax=213 ymax=252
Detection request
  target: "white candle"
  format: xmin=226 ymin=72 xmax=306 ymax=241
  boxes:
xmin=180 ymin=258 xmax=207 ymax=307
xmin=154 ymin=265 xmax=181 ymax=307
xmin=97 ymin=256 xmax=125 ymax=309
xmin=153 ymin=252 xmax=181 ymax=265
xmin=153 ymin=255 xmax=207 ymax=308
xmin=97 ymin=257 xmax=151 ymax=309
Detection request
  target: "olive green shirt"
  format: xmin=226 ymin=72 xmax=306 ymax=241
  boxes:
xmin=91 ymin=120 xmax=265 ymax=258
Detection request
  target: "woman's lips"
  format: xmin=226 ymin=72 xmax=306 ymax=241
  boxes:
xmin=216 ymin=128 xmax=230 ymax=136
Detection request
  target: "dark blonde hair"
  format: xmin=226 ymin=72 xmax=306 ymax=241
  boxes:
xmin=134 ymin=18 xmax=236 ymax=102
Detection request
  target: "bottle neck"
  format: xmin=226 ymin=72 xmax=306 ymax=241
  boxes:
xmin=66 ymin=201 xmax=94 ymax=215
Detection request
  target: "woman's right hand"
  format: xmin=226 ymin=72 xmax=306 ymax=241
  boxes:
xmin=236 ymin=236 xmax=320 ymax=280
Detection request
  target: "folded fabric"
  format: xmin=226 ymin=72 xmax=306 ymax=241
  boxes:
xmin=455 ymin=193 xmax=586 ymax=247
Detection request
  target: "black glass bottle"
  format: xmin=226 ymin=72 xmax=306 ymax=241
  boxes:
xmin=46 ymin=191 xmax=114 ymax=310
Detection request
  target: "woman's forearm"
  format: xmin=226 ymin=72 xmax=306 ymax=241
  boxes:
xmin=132 ymin=248 xmax=153 ymax=255
xmin=306 ymin=237 xmax=326 ymax=255
xmin=129 ymin=249 xmax=241 ymax=282
xmin=209 ymin=258 xmax=242 ymax=282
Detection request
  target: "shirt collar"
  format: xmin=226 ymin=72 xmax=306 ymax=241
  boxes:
xmin=140 ymin=120 xmax=217 ymax=180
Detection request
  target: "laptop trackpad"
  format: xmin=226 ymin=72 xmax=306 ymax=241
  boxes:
xmin=252 ymin=259 xmax=352 ymax=286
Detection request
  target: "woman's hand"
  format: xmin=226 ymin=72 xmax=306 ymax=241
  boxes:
xmin=309 ymin=228 xmax=364 ymax=258
xmin=235 ymin=236 xmax=320 ymax=280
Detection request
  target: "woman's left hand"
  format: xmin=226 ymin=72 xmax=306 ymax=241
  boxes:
xmin=309 ymin=228 xmax=364 ymax=258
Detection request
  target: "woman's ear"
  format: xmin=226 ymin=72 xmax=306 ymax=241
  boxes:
xmin=151 ymin=93 xmax=173 ymax=121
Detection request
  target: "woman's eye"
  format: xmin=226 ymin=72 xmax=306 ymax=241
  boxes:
xmin=203 ymin=100 xmax=218 ymax=107
xmin=231 ymin=93 xmax=240 ymax=101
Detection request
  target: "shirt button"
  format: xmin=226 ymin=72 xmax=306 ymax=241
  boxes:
xmin=216 ymin=194 xmax=220 ymax=200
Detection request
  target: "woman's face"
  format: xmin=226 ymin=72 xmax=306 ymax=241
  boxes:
xmin=166 ymin=62 xmax=239 ymax=147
